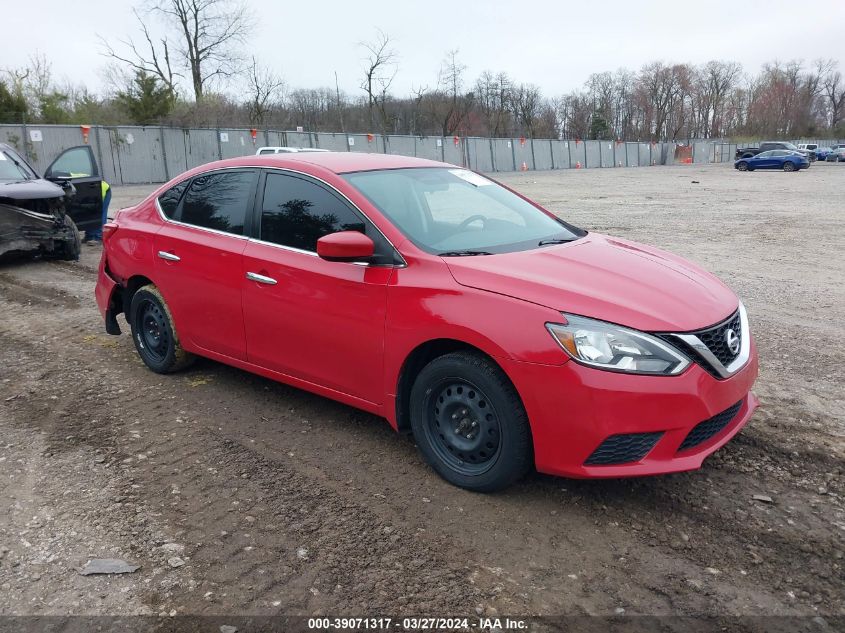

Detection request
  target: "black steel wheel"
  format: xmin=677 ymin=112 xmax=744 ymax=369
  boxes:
xmin=423 ymin=378 xmax=502 ymax=476
xmin=129 ymin=285 xmax=194 ymax=373
xmin=409 ymin=351 xmax=532 ymax=492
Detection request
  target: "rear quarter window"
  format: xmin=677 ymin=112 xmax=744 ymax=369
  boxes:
xmin=157 ymin=180 xmax=189 ymax=218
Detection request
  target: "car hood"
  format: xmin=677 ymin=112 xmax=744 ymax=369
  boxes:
xmin=0 ymin=178 xmax=64 ymax=200
xmin=443 ymin=233 xmax=738 ymax=332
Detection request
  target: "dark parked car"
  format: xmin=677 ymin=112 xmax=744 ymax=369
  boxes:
xmin=0 ymin=142 xmax=108 ymax=261
xmin=734 ymin=150 xmax=810 ymax=172
xmin=0 ymin=143 xmax=81 ymax=261
xmin=814 ymin=147 xmax=833 ymax=161
xmin=826 ymin=147 xmax=845 ymax=162
xmin=735 ymin=141 xmax=809 ymax=160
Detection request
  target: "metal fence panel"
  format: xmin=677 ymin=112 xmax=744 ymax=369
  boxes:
xmin=490 ymin=138 xmax=514 ymax=172
xmin=599 ymin=141 xmax=616 ymax=167
xmin=623 ymin=142 xmax=637 ymax=167
xmin=343 ymin=134 xmax=378 ymax=153
xmin=442 ymin=139 xmax=464 ymax=166
xmin=465 ymin=137 xmax=494 ymax=173
xmin=532 ymin=140 xmax=553 ymax=170
xmin=512 ymin=139 xmax=532 ymax=170
xmin=385 ymin=135 xmax=416 ymax=157
xmin=314 ymin=132 xmax=349 ymax=151
xmin=218 ymin=129 xmax=255 ymax=159
xmin=693 ymin=142 xmax=711 ymax=164
xmin=285 ymin=131 xmax=311 ymax=148
xmin=161 ymin=128 xmax=188 ymax=178
xmin=583 ymin=141 xmax=600 ymax=168
xmin=638 ymin=143 xmax=652 ymax=166
xmin=181 ymin=129 xmax=219 ymax=171
xmin=551 ymin=140 xmax=570 ymax=169
xmin=568 ymin=141 xmax=585 ymax=168
xmin=412 ymin=136 xmax=441 ymax=161
xmin=108 ymin=127 xmax=167 ymax=184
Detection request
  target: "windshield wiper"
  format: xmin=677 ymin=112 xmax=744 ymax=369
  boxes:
xmin=538 ymin=238 xmax=577 ymax=246
xmin=438 ymin=250 xmax=493 ymax=257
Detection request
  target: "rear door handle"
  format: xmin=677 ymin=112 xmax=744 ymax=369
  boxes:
xmin=246 ymin=271 xmax=277 ymax=285
xmin=157 ymin=251 xmax=180 ymax=262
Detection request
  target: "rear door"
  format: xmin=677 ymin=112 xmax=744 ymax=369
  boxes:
xmin=44 ymin=146 xmax=102 ymax=230
xmin=153 ymin=169 xmax=258 ymax=361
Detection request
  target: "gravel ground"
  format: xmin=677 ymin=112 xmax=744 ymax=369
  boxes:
xmin=0 ymin=162 xmax=843 ymax=624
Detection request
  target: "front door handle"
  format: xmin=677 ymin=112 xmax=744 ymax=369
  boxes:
xmin=157 ymin=250 xmax=181 ymax=262
xmin=246 ymin=271 xmax=277 ymax=285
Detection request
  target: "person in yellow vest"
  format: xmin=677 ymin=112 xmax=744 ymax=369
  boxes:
xmin=86 ymin=180 xmax=111 ymax=243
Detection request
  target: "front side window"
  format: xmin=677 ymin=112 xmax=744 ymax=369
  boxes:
xmin=259 ymin=172 xmax=366 ymax=251
xmin=48 ymin=147 xmax=95 ymax=178
xmin=179 ymin=170 xmax=256 ymax=235
xmin=344 ymin=167 xmax=584 ymax=255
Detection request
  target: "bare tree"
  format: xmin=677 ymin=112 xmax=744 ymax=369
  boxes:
xmin=359 ymin=30 xmax=398 ymax=132
xmin=153 ymin=0 xmax=253 ymax=101
xmin=821 ymin=61 xmax=845 ymax=129
xmin=246 ymin=56 xmax=284 ymax=126
xmin=102 ymin=0 xmax=252 ymax=102
xmin=430 ymin=50 xmax=474 ymax=136
xmin=99 ymin=8 xmax=180 ymax=97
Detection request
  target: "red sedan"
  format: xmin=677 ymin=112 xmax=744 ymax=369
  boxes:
xmin=95 ymin=153 xmax=758 ymax=491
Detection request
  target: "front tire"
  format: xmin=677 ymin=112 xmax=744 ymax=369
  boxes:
xmin=129 ymin=285 xmax=194 ymax=374
xmin=736 ymin=162 xmax=749 ymax=171
xmin=783 ymin=162 xmax=795 ymax=172
xmin=409 ymin=351 xmax=532 ymax=492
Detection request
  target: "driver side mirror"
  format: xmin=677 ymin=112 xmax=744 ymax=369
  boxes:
xmin=317 ymin=231 xmax=375 ymax=262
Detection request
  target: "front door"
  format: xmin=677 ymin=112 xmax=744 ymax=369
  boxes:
xmin=45 ymin=146 xmax=102 ymax=230
xmin=242 ymin=170 xmax=394 ymax=404
xmin=153 ymin=169 xmax=258 ymax=361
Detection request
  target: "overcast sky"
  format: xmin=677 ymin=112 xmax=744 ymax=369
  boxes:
xmin=4 ymin=1 xmax=844 ymax=98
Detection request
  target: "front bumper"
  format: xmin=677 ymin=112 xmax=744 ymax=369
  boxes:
xmin=502 ymin=340 xmax=759 ymax=478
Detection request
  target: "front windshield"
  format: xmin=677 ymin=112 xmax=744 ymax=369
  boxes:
xmin=0 ymin=149 xmax=36 ymax=181
xmin=344 ymin=167 xmax=584 ymax=255
xmin=783 ymin=142 xmax=799 ymax=151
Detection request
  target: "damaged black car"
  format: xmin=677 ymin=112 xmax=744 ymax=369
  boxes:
xmin=0 ymin=142 xmax=82 ymax=262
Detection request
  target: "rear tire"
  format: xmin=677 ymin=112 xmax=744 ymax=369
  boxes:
xmin=129 ymin=285 xmax=195 ymax=374
xmin=409 ymin=351 xmax=532 ymax=492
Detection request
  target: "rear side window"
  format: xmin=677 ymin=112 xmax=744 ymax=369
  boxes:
xmin=157 ymin=180 xmax=189 ymax=218
xmin=179 ymin=170 xmax=257 ymax=235
xmin=259 ymin=172 xmax=365 ymax=251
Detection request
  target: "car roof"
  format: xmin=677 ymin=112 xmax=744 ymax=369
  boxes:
xmin=207 ymin=151 xmax=453 ymax=174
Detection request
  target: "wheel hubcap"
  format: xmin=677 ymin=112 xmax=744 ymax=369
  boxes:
xmin=425 ymin=380 xmax=501 ymax=475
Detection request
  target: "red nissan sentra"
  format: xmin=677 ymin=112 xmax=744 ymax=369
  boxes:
xmin=95 ymin=153 xmax=758 ymax=491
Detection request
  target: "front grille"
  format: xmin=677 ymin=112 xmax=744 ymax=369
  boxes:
xmin=658 ymin=309 xmax=742 ymax=379
xmin=678 ymin=400 xmax=743 ymax=451
xmin=585 ymin=432 xmax=663 ymax=465
xmin=691 ymin=310 xmax=742 ymax=366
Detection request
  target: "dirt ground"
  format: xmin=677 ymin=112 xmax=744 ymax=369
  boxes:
xmin=0 ymin=162 xmax=843 ymax=625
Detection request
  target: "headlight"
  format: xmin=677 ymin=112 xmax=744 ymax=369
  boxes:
xmin=546 ymin=315 xmax=690 ymax=376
